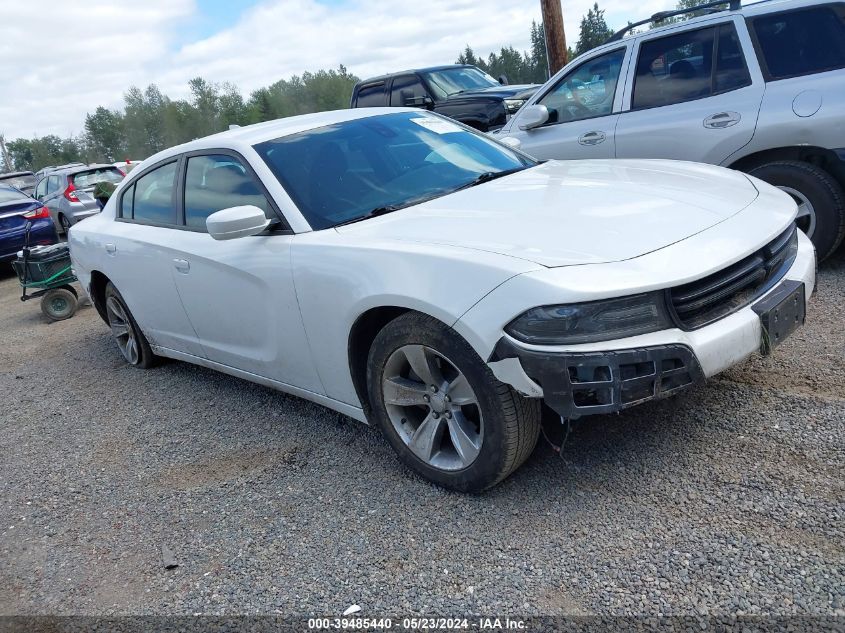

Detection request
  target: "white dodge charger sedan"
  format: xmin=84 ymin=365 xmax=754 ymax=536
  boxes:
xmin=69 ymin=108 xmax=815 ymax=492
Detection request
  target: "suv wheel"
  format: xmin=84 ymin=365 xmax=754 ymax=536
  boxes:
xmin=59 ymin=215 xmax=71 ymax=235
xmin=748 ymin=161 xmax=845 ymax=261
xmin=367 ymin=312 xmax=540 ymax=492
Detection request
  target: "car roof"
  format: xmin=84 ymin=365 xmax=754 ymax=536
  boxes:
xmin=357 ymin=65 xmax=478 ymax=85
xmin=584 ymin=0 xmax=818 ymax=59
xmin=141 ymin=107 xmax=425 ymax=166
xmin=0 ymin=171 xmax=35 ymax=178
xmin=52 ymin=164 xmax=120 ymax=176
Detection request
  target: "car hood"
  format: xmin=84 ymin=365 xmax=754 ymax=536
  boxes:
xmin=336 ymin=159 xmax=760 ymax=268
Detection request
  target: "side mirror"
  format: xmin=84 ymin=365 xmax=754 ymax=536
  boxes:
xmin=517 ymin=104 xmax=550 ymax=131
xmin=206 ymin=205 xmax=270 ymax=241
xmin=498 ymin=75 xmax=509 ymax=85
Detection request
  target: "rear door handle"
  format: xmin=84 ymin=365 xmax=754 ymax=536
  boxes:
xmin=703 ymin=111 xmax=741 ymax=129
xmin=578 ymin=131 xmax=606 ymax=145
xmin=105 ymin=243 xmax=116 ymax=254
xmin=173 ymin=258 xmax=190 ymax=273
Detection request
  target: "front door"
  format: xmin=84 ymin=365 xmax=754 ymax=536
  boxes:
xmin=168 ymin=152 xmax=324 ymax=394
xmin=614 ymin=19 xmax=765 ymax=164
xmin=506 ymin=46 xmax=629 ymax=160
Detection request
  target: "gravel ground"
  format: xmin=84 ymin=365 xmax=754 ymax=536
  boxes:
xmin=0 ymin=252 xmax=843 ymax=618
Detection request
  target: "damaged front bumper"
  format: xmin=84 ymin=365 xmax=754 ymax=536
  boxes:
xmin=489 ymin=339 xmax=705 ymax=419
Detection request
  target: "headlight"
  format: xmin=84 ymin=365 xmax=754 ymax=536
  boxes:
xmin=505 ymin=292 xmax=674 ymax=345
xmin=503 ymin=99 xmax=526 ymax=113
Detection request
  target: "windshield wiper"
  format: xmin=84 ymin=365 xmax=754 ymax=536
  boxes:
xmin=452 ymin=166 xmax=528 ymax=193
xmin=333 ymin=204 xmax=403 ymax=227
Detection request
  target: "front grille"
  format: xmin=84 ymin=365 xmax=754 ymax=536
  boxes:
xmin=669 ymin=224 xmax=798 ymax=329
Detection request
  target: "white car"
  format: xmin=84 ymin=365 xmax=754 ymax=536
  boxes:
xmin=69 ymin=108 xmax=816 ymax=492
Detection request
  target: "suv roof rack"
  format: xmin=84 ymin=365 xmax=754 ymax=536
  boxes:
xmin=607 ymin=0 xmax=741 ymax=42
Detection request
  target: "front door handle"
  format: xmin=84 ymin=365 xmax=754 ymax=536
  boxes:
xmin=173 ymin=258 xmax=190 ymax=274
xmin=703 ymin=111 xmax=741 ymax=129
xmin=578 ymin=131 xmax=606 ymax=146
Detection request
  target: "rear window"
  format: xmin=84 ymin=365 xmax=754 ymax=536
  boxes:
xmin=72 ymin=168 xmax=124 ymax=188
xmin=355 ymin=83 xmax=386 ymax=107
xmin=0 ymin=173 xmax=35 ymax=190
xmin=751 ymin=5 xmax=845 ymax=80
xmin=0 ymin=186 xmax=27 ymax=203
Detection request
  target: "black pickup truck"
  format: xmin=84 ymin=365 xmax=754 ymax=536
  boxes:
xmin=350 ymin=65 xmax=539 ymax=132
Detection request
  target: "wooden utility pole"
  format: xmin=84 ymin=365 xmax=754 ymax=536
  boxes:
xmin=541 ymin=0 xmax=568 ymax=76
xmin=0 ymin=134 xmax=12 ymax=172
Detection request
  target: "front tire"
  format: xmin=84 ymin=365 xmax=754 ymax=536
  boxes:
xmin=104 ymin=282 xmax=158 ymax=368
xmin=748 ymin=161 xmax=845 ymax=261
xmin=367 ymin=312 xmax=540 ymax=492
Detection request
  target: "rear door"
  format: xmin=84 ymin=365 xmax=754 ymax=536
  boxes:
xmin=507 ymin=46 xmax=629 ymax=159
xmin=106 ymin=159 xmax=205 ymax=357
xmin=614 ymin=18 xmax=765 ymax=164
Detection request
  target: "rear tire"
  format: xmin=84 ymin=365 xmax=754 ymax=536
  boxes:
xmin=59 ymin=214 xmax=71 ymax=235
xmin=41 ymin=288 xmax=77 ymax=321
xmin=367 ymin=312 xmax=541 ymax=492
xmin=104 ymin=282 xmax=158 ymax=368
xmin=748 ymin=161 xmax=845 ymax=261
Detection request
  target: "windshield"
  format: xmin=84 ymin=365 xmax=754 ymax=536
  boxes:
xmin=254 ymin=112 xmax=535 ymax=230
xmin=72 ymin=168 xmax=124 ymax=188
xmin=423 ymin=67 xmax=499 ymax=98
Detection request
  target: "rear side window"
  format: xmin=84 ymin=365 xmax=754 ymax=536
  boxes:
xmin=183 ymin=155 xmax=270 ymax=229
xmin=632 ymin=23 xmax=751 ymax=109
xmin=72 ymin=168 xmax=124 ymax=188
xmin=751 ymin=5 xmax=845 ymax=80
xmin=355 ymin=83 xmax=386 ymax=107
xmin=46 ymin=175 xmax=60 ymax=195
xmin=122 ymin=162 xmax=177 ymax=224
xmin=390 ymin=75 xmax=429 ymax=107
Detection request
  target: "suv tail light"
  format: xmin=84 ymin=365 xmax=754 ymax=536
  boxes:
xmin=63 ymin=182 xmax=80 ymax=202
xmin=23 ymin=206 xmax=51 ymax=219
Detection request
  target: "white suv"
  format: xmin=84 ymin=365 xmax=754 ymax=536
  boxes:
xmin=499 ymin=0 xmax=845 ymax=260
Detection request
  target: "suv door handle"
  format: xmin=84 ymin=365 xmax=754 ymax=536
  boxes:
xmin=173 ymin=258 xmax=190 ymax=273
xmin=578 ymin=131 xmax=606 ymax=145
xmin=703 ymin=111 xmax=741 ymax=129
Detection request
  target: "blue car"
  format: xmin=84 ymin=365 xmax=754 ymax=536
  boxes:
xmin=0 ymin=184 xmax=58 ymax=262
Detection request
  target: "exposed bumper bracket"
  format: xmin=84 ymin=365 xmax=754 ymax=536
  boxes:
xmin=490 ymin=339 xmax=705 ymax=419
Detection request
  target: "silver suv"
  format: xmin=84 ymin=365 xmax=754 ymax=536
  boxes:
xmin=33 ymin=164 xmax=125 ymax=234
xmin=498 ymin=0 xmax=845 ymax=260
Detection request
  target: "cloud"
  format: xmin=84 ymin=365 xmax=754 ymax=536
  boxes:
xmin=0 ymin=0 xmax=665 ymax=141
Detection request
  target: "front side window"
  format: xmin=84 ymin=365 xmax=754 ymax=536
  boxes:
xmin=633 ymin=23 xmax=751 ymax=110
xmin=254 ymin=112 xmax=535 ymax=230
xmin=124 ymin=162 xmax=177 ymax=224
xmin=751 ymin=5 xmax=845 ymax=80
xmin=537 ymin=48 xmax=626 ymax=124
xmin=184 ymin=155 xmax=270 ymax=229
xmin=390 ymin=75 xmax=430 ymax=107
xmin=356 ymin=83 xmax=386 ymax=107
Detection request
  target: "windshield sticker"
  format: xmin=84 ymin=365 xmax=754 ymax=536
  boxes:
xmin=411 ymin=117 xmax=463 ymax=134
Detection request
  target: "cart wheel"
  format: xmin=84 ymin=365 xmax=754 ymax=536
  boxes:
xmin=41 ymin=288 xmax=78 ymax=321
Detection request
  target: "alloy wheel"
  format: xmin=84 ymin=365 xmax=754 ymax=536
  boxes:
xmin=382 ymin=344 xmax=483 ymax=471
xmin=778 ymin=186 xmax=816 ymax=239
xmin=106 ymin=296 xmax=140 ymax=364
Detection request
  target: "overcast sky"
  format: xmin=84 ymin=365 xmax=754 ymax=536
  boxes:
xmin=0 ymin=0 xmax=665 ymax=141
